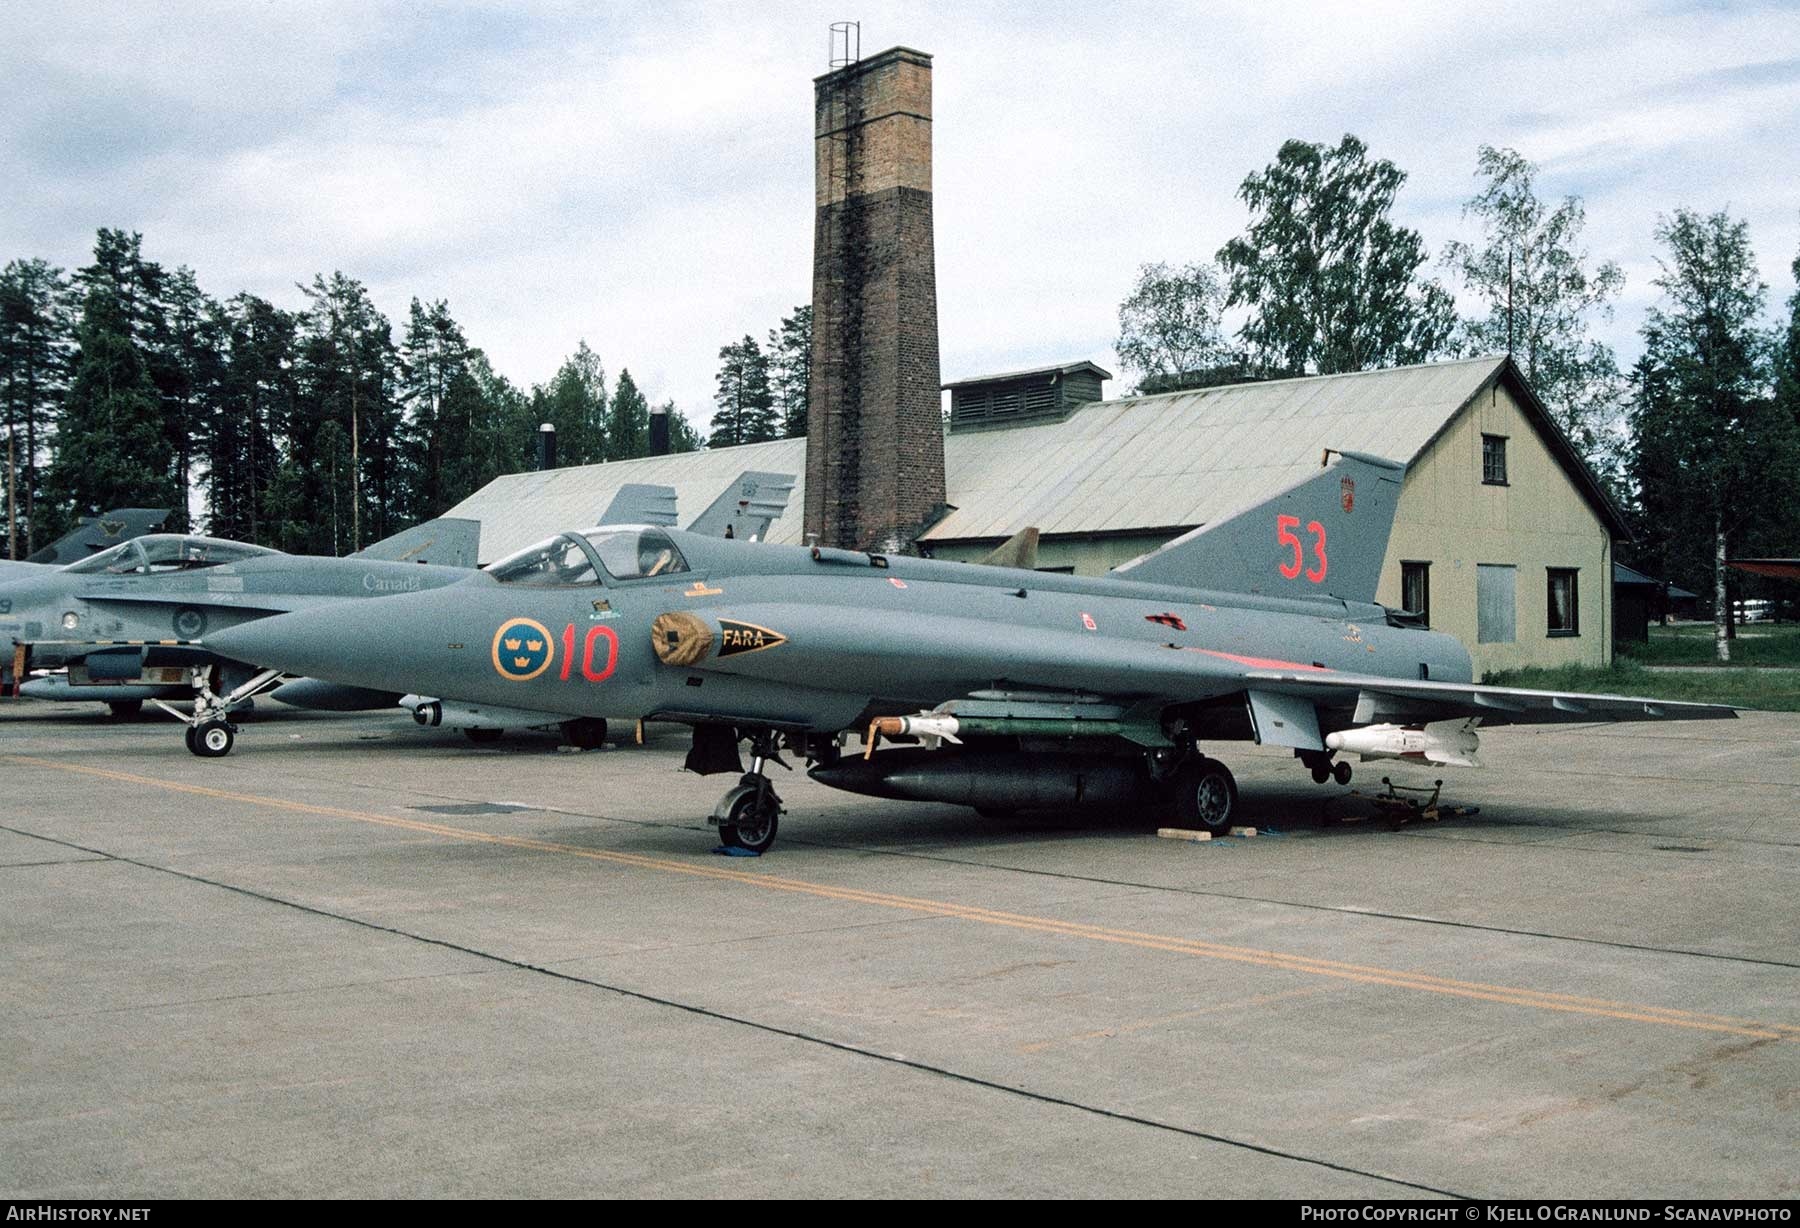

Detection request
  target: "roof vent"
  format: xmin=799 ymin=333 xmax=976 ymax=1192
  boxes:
xmin=942 ymin=361 xmax=1111 ymax=433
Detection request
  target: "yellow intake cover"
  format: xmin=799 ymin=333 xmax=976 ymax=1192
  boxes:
xmin=651 ymin=610 xmax=713 ymax=667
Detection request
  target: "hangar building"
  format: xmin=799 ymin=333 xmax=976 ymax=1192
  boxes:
xmin=446 ymin=353 xmax=1624 ymax=676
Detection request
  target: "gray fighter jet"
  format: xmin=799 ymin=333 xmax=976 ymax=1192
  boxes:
xmin=0 ymin=518 xmax=479 ymax=738
xmin=205 ymin=452 xmax=1735 ymax=852
xmin=286 ymin=472 xmax=798 ymax=746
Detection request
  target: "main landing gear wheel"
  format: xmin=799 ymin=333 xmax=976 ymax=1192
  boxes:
xmin=1332 ymin=760 xmax=1353 ymax=786
xmin=464 ymin=727 xmax=504 ymax=744
xmin=188 ymin=720 xmax=235 ymax=758
xmin=718 ymin=785 xmax=781 ymax=854
xmin=1173 ymin=757 xmax=1238 ymax=835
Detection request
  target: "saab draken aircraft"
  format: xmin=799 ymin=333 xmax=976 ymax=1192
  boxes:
xmin=206 ymin=452 xmax=1735 ymax=852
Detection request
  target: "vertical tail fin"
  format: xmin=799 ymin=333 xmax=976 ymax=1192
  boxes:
xmin=25 ymin=508 xmax=170 ymax=565
xmin=351 ymin=517 xmax=481 ymax=568
xmin=1112 ymin=452 xmax=1405 ymax=603
xmin=978 ymin=526 xmax=1040 ymax=570
xmin=597 ymin=484 xmax=679 ymax=527
xmin=687 ymin=471 xmax=796 ymax=541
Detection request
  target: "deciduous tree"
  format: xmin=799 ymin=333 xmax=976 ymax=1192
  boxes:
xmin=1630 ymin=209 xmax=1797 ymax=660
xmin=1444 ymin=146 xmax=1626 ymax=482
xmin=1114 ymin=261 xmax=1237 ymax=391
xmin=1218 ymin=135 xmax=1455 ymax=376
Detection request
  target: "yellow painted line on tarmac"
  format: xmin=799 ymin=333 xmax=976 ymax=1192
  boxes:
xmin=11 ymin=753 xmax=1797 ymax=1043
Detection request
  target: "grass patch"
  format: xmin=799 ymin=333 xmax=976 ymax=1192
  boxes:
xmin=1620 ymin=622 xmax=1800 ymax=667
xmin=1488 ymin=660 xmax=1800 ymax=712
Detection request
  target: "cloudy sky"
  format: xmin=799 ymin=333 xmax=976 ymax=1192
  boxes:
xmin=3 ymin=1 xmax=1796 ymax=423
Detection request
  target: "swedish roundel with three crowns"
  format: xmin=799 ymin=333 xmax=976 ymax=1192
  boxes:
xmin=492 ymin=617 xmax=555 ymax=681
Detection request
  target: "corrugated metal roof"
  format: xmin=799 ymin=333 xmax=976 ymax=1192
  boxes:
xmin=925 ymin=356 xmax=1506 ymax=541
xmin=449 ymin=356 xmax=1514 ymax=560
xmin=447 ymin=437 xmax=809 ymax=560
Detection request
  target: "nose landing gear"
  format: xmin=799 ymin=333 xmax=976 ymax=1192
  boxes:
xmin=162 ymin=666 xmax=286 ymax=757
xmin=710 ymin=729 xmax=790 ymax=853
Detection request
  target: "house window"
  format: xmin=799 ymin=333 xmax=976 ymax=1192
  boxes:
xmin=1548 ymin=568 xmax=1580 ymax=636
xmin=1401 ymin=561 xmax=1430 ymax=624
xmin=1477 ymin=564 xmax=1516 ymax=643
xmin=1482 ymin=435 xmax=1509 ymax=485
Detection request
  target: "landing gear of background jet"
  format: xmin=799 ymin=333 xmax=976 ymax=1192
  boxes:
xmin=107 ymin=700 xmax=142 ymax=720
xmin=1171 ymin=757 xmax=1238 ymax=835
xmin=464 ymin=727 xmax=505 ymax=744
xmin=712 ymin=730 xmax=789 ymax=853
xmin=186 ymin=719 xmax=235 ymax=758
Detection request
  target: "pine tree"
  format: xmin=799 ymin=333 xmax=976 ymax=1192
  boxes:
xmin=607 ymin=368 xmax=650 ymax=459
xmin=295 ymin=273 xmax=399 ymax=552
xmin=208 ymin=294 xmax=296 ymax=543
xmin=45 ymin=230 xmax=177 ymax=537
xmin=463 ymin=354 xmax=535 ymax=490
xmin=661 ymin=401 xmax=705 ymax=452
xmin=711 ymin=335 xmax=777 ymax=446
xmin=156 ymin=266 xmax=226 ymax=532
xmin=0 ymin=258 xmax=73 ymax=557
xmin=397 ymin=298 xmax=478 ymax=519
xmin=531 ymin=341 xmax=608 ymax=466
xmin=767 ymin=306 xmax=812 ymax=438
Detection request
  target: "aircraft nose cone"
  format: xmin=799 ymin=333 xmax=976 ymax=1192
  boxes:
xmin=207 ymin=593 xmax=448 ymax=690
xmin=205 ymin=607 xmax=358 ymax=678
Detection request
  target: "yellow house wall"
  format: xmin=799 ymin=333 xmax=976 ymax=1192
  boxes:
xmin=1378 ymin=382 xmax=1613 ymax=676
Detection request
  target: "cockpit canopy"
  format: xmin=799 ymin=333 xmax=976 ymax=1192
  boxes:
xmin=63 ymin=535 xmax=279 ymax=576
xmin=581 ymin=527 xmax=688 ymax=581
xmin=486 ymin=527 xmax=689 ymax=586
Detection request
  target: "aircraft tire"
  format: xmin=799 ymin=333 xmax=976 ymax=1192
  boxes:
xmin=1173 ymin=758 xmax=1237 ymax=835
xmin=560 ymin=718 xmax=608 ymax=750
xmin=464 ymin=727 xmax=504 ymax=744
xmin=1332 ymin=760 xmax=1353 ymax=786
xmin=191 ymin=720 xmax=235 ymax=758
xmin=108 ymin=700 xmax=143 ymax=720
xmin=1310 ymin=764 xmax=1330 ymax=784
xmin=718 ymin=788 xmax=780 ymax=854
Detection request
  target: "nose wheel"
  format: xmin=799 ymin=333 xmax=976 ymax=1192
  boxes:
xmin=166 ymin=666 xmax=286 ymax=757
xmin=710 ymin=729 xmax=790 ymax=853
xmin=186 ymin=720 xmax=236 ymax=758
xmin=716 ymin=778 xmax=782 ymax=853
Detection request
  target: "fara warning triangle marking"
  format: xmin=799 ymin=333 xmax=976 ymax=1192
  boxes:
xmin=716 ymin=619 xmax=787 ymax=658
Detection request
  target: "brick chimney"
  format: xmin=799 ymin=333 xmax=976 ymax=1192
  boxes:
xmin=803 ymin=46 xmax=945 ymax=552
